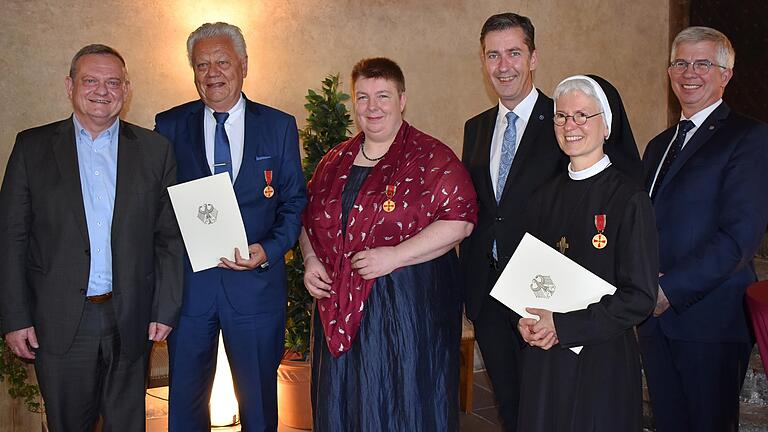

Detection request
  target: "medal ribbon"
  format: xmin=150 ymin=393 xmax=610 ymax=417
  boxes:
xmin=594 ymin=214 xmax=606 ymax=233
xmin=264 ymin=170 xmax=273 ymax=185
xmin=385 ymin=184 xmax=396 ymax=199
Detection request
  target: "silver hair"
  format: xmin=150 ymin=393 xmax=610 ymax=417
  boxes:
xmin=671 ymin=26 xmax=735 ymax=69
xmin=553 ymin=78 xmax=608 ymax=129
xmin=186 ymin=22 xmax=247 ymax=67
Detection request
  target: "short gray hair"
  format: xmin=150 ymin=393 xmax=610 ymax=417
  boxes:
xmin=186 ymin=22 xmax=247 ymax=67
xmin=671 ymin=26 xmax=735 ymax=69
xmin=69 ymin=44 xmax=126 ymax=78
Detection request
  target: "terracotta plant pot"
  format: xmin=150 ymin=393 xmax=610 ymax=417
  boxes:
xmin=277 ymin=359 xmax=312 ymax=430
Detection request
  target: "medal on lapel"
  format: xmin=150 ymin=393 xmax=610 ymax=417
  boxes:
xmin=592 ymin=214 xmax=607 ymax=249
xmin=263 ymin=170 xmax=275 ymax=198
xmin=383 ymin=184 xmax=396 ymax=212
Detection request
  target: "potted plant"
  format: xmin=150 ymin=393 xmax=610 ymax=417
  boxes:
xmin=0 ymin=339 xmax=41 ymax=412
xmin=278 ymin=74 xmax=352 ymax=430
xmin=0 ymin=338 xmax=44 ymax=430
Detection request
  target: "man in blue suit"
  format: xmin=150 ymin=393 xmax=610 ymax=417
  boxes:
xmin=155 ymin=22 xmax=306 ymax=432
xmin=639 ymin=26 xmax=768 ymax=432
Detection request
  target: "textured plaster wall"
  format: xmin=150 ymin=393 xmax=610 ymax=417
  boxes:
xmin=0 ymin=0 xmax=669 ymax=180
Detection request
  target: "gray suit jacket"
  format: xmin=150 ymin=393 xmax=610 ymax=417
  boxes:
xmin=0 ymin=117 xmax=184 ymax=360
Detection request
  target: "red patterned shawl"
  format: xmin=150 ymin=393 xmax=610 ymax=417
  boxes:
xmin=303 ymin=122 xmax=477 ymax=357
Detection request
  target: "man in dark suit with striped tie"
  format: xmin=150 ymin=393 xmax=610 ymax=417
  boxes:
xmin=639 ymin=26 xmax=768 ymax=432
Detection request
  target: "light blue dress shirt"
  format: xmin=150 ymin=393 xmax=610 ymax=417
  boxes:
xmin=73 ymin=115 xmax=119 ymax=296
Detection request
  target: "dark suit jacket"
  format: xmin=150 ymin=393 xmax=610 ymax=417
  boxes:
xmin=639 ymin=103 xmax=768 ymax=343
xmin=0 ymin=118 xmax=184 ymax=360
xmin=460 ymin=91 xmax=568 ymax=319
xmin=154 ymin=97 xmax=306 ymax=316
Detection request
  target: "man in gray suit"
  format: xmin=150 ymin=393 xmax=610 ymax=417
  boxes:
xmin=0 ymin=44 xmax=183 ymax=431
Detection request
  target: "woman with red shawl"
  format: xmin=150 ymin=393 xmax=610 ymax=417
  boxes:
xmin=299 ymin=58 xmax=478 ymax=431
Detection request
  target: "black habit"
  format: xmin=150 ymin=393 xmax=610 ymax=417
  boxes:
xmin=517 ymin=165 xmax=658 ymax=431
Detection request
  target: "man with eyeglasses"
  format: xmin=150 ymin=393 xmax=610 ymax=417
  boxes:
xmin=0 ymin=44 xmax=183 ymax=431
xmin=459 ymin=13 xmax=567 ymax=431
xmin=639 ymin=26 xmax=768 ymax=432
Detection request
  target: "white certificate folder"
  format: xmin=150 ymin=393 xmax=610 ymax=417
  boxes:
xmin=490 ymin=233 xmax=616 ymax=354
xmin=167 ymin=173 xmax=249 ymax=272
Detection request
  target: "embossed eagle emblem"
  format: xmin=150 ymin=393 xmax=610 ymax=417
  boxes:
xmin=197 ymin=203 xmax=218 ymax=225
xmin=530 ymin=274 xmax=556 ymax=299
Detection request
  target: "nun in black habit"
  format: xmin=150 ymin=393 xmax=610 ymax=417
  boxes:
xmin=516 ymin=75 xmax=658 ymax=432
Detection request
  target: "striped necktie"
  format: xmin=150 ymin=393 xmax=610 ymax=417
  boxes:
xmin=651 ymin=119 xmax=695 ymax=199
xmin=493 ymin=111 xmax=519 ymax=259
xmin=496 ymin=111 xmax=519 ymax=202
xmin=213 ymin=111 xmax=233 ymax=181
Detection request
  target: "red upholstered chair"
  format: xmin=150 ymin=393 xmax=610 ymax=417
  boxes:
xmin=746 ymin=280 xmax=768 ymax=379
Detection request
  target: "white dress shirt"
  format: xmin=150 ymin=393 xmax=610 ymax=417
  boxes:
xmin=648 ymin=99 xmax=723 ymax=196
xmin=489 ymin=87 xmax=539 ymax=193
xmin=204 ymin=94 xmax=246 ymax=181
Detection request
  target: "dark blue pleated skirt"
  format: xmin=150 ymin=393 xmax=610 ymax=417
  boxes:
xmin=311 ymin=251 xmax=462 ymax=432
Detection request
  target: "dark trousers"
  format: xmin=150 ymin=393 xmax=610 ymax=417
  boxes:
xmin=35 ymin=299 xmax=149 ymax=432
xmin=473 ymin=296 xmax=524 ymax=432
xmin=167 ymin=285 xmax=285 ymax=432
xmin=639 ymin=323 xmax=752 ymax=432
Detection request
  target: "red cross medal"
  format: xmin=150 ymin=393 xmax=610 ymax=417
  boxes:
xmin=592 ymin=214 xmax=607 ymax=249
xmin=383 ymin=184 xmax=396 ymax=213
xmin=263 ymin=170 xmax=274 ymax=198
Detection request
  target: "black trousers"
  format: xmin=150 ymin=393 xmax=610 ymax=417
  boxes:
xmin=473 ymin=295 xmax=524 ymax=432
xmin=35 ymin=300 xmax=149 ymax=432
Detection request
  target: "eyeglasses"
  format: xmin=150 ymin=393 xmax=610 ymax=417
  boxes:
xmin=669 ymin=59 xmax=726 ymax=74
xmin=553 ymin=111 xmax=603 ymax=126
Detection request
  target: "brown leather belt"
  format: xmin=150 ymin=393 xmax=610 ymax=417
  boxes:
xmin=86 ymin=292 xmax=113 ymax=303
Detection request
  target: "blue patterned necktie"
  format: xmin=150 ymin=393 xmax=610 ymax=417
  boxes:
xmin=213 ymin=111 xmax=233 ymax=181
xmin=651 ymin=119 xmax=695 ymax=199
xmin=496 ymin=111 xmax=518 ymax=202
xmin=493 ymin=111 xmax=518 ymax=259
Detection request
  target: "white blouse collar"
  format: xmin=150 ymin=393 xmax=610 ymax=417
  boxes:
xmin=568 ymin=155 xmax=612 ymax=180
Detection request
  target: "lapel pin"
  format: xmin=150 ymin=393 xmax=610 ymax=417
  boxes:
xmin=708 ymin=125 xmax=715 ymax=130
xmin=539 ymin=114 xmax=545 ymax=120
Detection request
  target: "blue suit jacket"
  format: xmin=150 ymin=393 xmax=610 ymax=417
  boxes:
xmin=155 ymin=97 xmax=306 ymax=316
xmin=639 ymin=103 xmax=768 ymax=343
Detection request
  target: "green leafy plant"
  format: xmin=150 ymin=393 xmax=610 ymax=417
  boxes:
xmin=0 ymin=338 xmax=41 ymax=412
xmin=283 ymin=74 xmax=353 ymax=360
